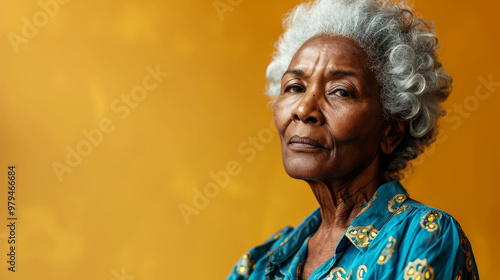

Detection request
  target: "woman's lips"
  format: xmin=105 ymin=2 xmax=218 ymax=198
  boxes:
xmin=287 ymin=136 xmax=327 ymax=151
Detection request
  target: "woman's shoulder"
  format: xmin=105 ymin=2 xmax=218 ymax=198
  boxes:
xmin=378 ymin=198 xmax=479 ymax=279
xmin=227 ymin=208 xmax=322 ymax=279
xmin=384 ymin=197 xmax=472 ymax=250
xmin=393 ymin=198 xmax=467 ymax=234
xmin=227 ymin=226 xmax=294 ymax=279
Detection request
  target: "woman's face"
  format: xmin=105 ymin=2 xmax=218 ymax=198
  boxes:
xmin=273 ymin=35 xmax=388 ymax=182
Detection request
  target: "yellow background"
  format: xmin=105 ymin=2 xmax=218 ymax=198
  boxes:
xmin=0 ymin=0 xmax=498 ymax=279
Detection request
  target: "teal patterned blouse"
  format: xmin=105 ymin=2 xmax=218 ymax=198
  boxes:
xmin=227 ymin=181 xmax=479 ymax=280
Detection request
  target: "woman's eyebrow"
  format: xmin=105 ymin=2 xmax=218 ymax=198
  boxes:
xmin=282 ymin=69 xmax=359 ymax=80
xmin=282 ymin=69 xmax=305 ymax=79
xmin=330 ymin=70 xmax=358 ymax=78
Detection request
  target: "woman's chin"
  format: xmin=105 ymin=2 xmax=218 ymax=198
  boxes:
xmin=283 ymin=162 xmax=337 ymax=182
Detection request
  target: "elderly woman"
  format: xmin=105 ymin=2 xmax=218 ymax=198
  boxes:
xmin=227 ymin=0 xmax=478 ymax=279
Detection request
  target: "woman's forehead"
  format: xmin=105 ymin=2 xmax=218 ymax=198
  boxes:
xmin=287 ymin=35 xmax=372 ymax=78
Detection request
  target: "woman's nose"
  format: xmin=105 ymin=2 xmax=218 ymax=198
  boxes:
xmin=291 ymin=90 xmax=325 ymax=125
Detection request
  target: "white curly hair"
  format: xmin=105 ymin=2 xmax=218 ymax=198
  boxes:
xmin=266 ymin=0 xmax=452 ymax=178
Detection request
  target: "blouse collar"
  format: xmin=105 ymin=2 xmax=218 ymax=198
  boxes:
xmin=268 ymin=180 xmax=410 ymax=265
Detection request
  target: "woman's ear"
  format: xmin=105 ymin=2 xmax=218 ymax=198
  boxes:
xmin=381 ymin=119 xmax=406 ymax=155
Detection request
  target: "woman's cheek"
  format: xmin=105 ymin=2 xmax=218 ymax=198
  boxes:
xmin=274 ymin=97 xmax=296 ymax=125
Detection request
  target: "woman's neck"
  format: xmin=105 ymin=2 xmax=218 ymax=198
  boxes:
xmin=306 ymin=163 xmax=386 ymax=233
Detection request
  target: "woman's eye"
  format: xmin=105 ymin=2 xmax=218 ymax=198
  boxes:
xmin=334 ymin=89 xmax=352 ymax=97
xmin=285 ymin=85 xmax=305 ymax=93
